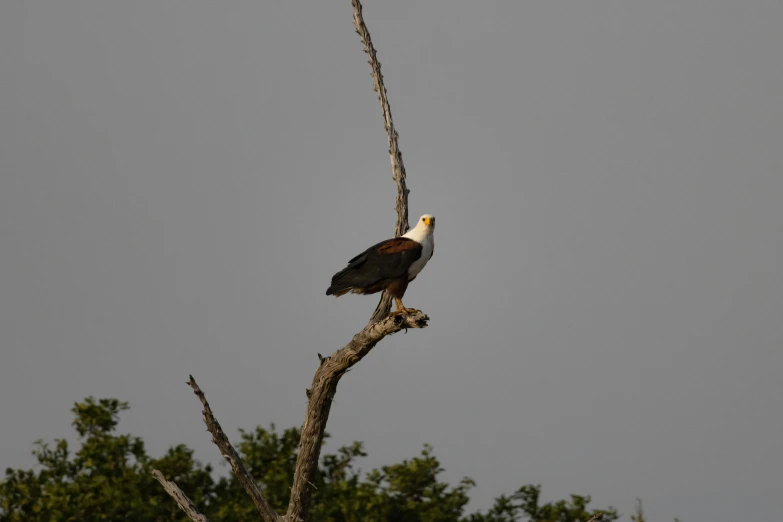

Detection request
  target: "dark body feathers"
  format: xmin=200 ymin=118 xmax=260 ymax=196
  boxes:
xmin=326 ymin=237 xmax=423 ymax=298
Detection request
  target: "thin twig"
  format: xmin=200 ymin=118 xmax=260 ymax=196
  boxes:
xmin=285 ymin=311 xmax=428 ymax=521
xmin=187 ymin=375 xmax=281 ymax=522
xmin=152 ymin=469 xmax=210 ymax=522
xmin=350 ymin=0 xmax=413 ymax=323
xmin=351 ymin=0 xmax=410 ymax=236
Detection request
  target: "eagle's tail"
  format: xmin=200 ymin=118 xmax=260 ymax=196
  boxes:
xmin=326 ymin=249 xmax=374 ymax=296
xmin=325 ymin=284 xmax=352 ymax=297
xmin=326 ymin=265 xmax=356 ymax=296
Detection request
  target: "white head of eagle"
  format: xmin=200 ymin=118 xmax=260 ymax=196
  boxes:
xmin=326 ymin=214 xmax=435 ymax=315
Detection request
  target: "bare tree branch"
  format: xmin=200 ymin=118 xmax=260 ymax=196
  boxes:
xmin=187 ymin=375 xmax=282 ymax=522
xmin=285 ymin=312 xmax=428 ymax=521
xmin=284 ymin=3 xmax=425 ymax=520
xmin=351 ymin=0 xmax=409 ymax=237
xmin=349 ymin=0 xmax=414 ymax=323
xmin=156 ymin=2 xmax=422 ymax=521
xmin=152 ymin=470 xmax=210 ymax=522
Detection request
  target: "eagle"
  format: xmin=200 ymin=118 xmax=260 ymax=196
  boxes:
xmin=326 ymin=214 xmax=435 ymax=315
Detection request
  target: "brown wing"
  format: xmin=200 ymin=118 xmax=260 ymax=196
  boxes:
xmin=326 ymin=237 xmax=423 ymax=295
xmin=375 ymin=237 xmax=422 ymax=255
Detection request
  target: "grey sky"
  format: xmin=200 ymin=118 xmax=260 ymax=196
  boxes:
xmin=1 ymin=1 xmax=781 ymax=521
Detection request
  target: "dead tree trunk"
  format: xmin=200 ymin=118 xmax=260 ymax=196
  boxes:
xmin=153 ymin=2 xmax=429 ymax=521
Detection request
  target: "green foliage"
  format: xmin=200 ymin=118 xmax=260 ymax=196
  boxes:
xmin=1 ymin=397 xmax=215 ymax=522
xmin=1 ymin=397 xmax=619 ymax=522
xmin=318 ymin=443 xmax=474 ymax=522
xmin=466 ymin=484 xmax=617 ymax=522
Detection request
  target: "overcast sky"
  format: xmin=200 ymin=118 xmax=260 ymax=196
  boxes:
xmin=2 ymin=1 xmax=782 ymax=521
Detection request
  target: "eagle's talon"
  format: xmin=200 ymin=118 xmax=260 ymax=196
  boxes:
xmin=389 ymin=307 xmax=420 ymax=317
